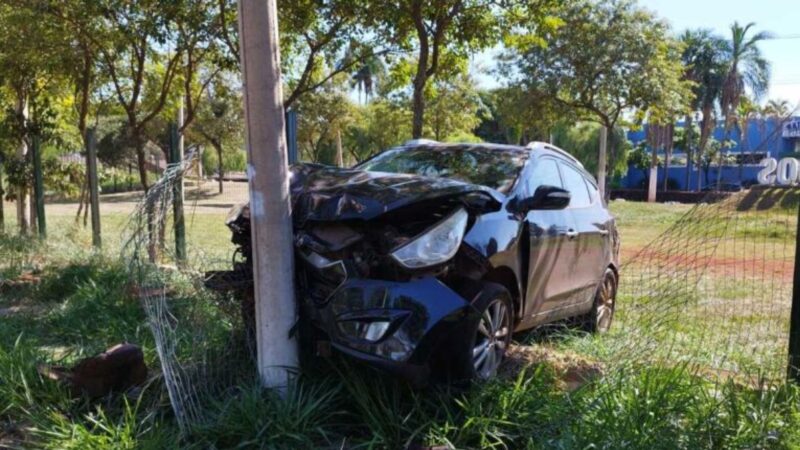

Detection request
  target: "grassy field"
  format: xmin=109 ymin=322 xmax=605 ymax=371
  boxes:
xmin=2 ymin=197 xmax=800 ymax=448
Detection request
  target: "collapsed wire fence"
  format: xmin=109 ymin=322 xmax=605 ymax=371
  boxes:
xmin=122 ymin=157 xmax=256 ymax=433
xmin=114 ymin=158 xmax=800 ymax=433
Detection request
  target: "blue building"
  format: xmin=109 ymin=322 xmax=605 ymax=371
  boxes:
xmin=622 ymin=116 xmax=800 ymax=190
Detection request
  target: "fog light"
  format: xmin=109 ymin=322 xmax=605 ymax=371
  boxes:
xmin=338 ymin=319 xmax=393 ymax=343
xmin=364 ymin=321 xmax=391 ymax=342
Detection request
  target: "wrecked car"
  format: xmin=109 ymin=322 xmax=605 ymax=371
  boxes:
xmin=217 ymin=141 xmax=619 ymax=384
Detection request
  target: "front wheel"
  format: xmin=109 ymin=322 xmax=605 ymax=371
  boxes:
xmin=448 ymin=282 xmax=514 ymax=382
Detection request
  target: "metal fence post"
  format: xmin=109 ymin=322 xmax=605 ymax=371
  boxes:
xmin=86 ymin=128 xmax=102 ymax=248
xmin=788 ymin=194 xmax=800 ymax=382
xmin=169 ymin=123 xmax=187 ymax=263
xmin=285 ymin=109 xmax=298 ymax=164
xmin=32 ymin=134 xmax=46 ymax=238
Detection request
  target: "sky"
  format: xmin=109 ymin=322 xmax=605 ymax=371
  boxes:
xmin=472 ymin=0 xmax=800 ymax=107
xmin=639 ymin=0 xmax=800 ymax=106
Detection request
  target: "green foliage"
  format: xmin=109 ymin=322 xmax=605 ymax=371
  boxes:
xmin=506 ymin=0 xmax=691 ymax=129
xmin=424 ymin=72 xmax=482 ymax=141
xmin=553 ymin=122 xmax=632 ymax=179
xmin=190 ymin=379 xmax=343 ymax=449
xmin=345 ymin=99 xmax=413 ymax=163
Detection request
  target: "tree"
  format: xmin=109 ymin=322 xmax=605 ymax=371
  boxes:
xmin=345 ymin=100 xmax=412 ymax=162
xmin=0 ymin=2 xmax=73 ymax=232
xmin=763 ymin=99 xmax=792 ymax=118
xmin=350 ymin=56 xmax=385 ymax=104
xmin=720 ymin=22 xmax=771 ymax=141
xmin=553 ymin=122 xmax=631 ymax=180
xmin=734 ymin=96 xmax=759 ymax=181
xmin=295 ymin=85 xmax=355 ymax=164
xmin=191 ymin=74 xmax=243 ymax=194
xmin=505 ymin=0 xmax=691 ymax=197
xmin=425 ymin=72 xmax=482 ymax=141
xmin=72 ymin=0 xmax=189 ymax=192
xmin=475 ymin=86 xmax=569 ymax=145
xmin=377 ymin=0 xmax=501 ymax=138
xmin=219 ymin=0 xmax=392 ymax=109
xmin=679 ymin=29 xmax=727 ymax=191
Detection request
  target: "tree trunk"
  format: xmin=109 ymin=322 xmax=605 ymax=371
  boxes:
xmin=215 ymin=142 xmax=224 ymax=194
xmin=15 ymin=92 xmax=29 ymax=234
xmin=684 ymin=114 xmax=694 ymax=191
xmin=411 ymin=30 xmax=429 ymax=139
xmin=133 ymin=132 xmax=149 ymax=192
xmin=648 ymin=142 xmax=658 ymax=203
xmin=0 ymin=160 xmax=5 ymax=234
xmin=335 ymin=129 xmax=344 ymax=167
xmin=411 ymin=74 xmax=427 ymax=139
xmin=597 ymin=126 xmax=608 ymax=199
xmin=698 ymin=105 xmax=714 ymax=191
xmin=738 ymin=122 xmax=747 ymax=183
xmin=76 ymin=180 xmax=87 ymax=224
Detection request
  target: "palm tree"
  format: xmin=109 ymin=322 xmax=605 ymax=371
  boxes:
xmin=763 ymin=99 xmax=791 ymax=118
xmin=350 ymin=57 xmax=385 ymax=104
xmin=720 ymin=22 xmax=772 ymax=138
xmin=679 ymin=29 xmax=727 ymax=191
xmin=734 ymin=96 xmax=759 ymax=181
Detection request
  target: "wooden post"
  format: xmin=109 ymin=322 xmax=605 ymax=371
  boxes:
xmin=86 ymin=128 xmax=102 ymax=248
xmin=32 ymin=134 xmax=46 ymax=238
xmin=169 ymin=123 xmax=186 ymax=263
xmin=239 ymin=0 xmax=299 ymax=389
xmin=597 ymin=126 xmax=608 ymax=199
xmin=788 ymin=198 xmax=800 ymax=382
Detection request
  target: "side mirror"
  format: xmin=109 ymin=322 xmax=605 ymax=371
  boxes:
xmin=516 ymin=185 xmax=571 ymax=213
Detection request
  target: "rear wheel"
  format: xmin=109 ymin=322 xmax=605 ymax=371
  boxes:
xmin=447 ymin=282 xmax=513 ymax=381
xmin=586 ymin=269 xmax=617 ymax=333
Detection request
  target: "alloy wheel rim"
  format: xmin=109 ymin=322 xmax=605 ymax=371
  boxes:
xmin=473 ymin=299 xmax=510 ymax=379
xmin=596 ymin=276 xmax=615 ymax=332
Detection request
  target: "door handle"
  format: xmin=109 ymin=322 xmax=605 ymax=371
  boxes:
xmin=565 ymin=229 xmax=578 ymax=239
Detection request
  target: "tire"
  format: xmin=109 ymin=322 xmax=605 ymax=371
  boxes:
xmin=586 ymin=268 xmax=617 ymax=333
xmin=448 ymin=282 xmax=514 ymax=382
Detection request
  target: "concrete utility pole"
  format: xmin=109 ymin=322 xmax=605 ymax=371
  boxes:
xmin=238 ymin=0 xmax=299 ymax=389
xmin=597 ymin=126 xmax=608 ymax=199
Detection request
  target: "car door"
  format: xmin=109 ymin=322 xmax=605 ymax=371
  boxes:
xmin=558 ymin=162 xmax=608 ymax=309
xmin=520 ymin=157 xmax=579 ymax=324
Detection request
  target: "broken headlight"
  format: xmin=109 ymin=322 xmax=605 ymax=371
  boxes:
xmin=390 ymin=208 xmax=468 ymax=269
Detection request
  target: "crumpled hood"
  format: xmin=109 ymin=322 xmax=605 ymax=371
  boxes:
xmin=290 ymin=163 xmax=503 ymax=222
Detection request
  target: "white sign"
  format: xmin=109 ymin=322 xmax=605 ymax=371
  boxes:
xmin=784 ymin=119 xmax=800 ymax=139
xmin=758 ymin=157 xmax=800 ymax=185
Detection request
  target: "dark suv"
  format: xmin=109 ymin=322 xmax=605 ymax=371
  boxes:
xmin=220 ymin=141 xmax=619 ymax=383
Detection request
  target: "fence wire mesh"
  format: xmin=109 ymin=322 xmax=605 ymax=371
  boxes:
xmin=609 ymin=187 xmax=799 ymax=384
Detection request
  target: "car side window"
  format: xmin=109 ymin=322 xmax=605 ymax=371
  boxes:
xmin=526 ymin=158 xmax=563 ymax=197
xmin=558 ymin=163 xmax=592 ymax=208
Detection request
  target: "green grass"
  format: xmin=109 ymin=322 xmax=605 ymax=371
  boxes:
xmin=2 ymin=200 xmax=800 ymax=448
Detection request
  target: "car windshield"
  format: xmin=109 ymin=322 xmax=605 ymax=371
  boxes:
xmin=357 ymin=145 xmax=529 ymax=193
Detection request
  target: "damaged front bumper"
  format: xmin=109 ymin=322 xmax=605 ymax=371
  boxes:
xmin=297 ymin=250 xmax=475 ymax=383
